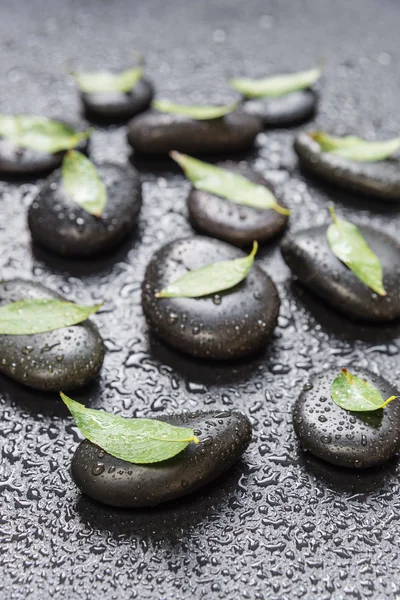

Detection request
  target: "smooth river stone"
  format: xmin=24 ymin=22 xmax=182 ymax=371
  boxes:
xmin=187 ymin=162 xmax=289 ymax=246
xmin=293 ymin=368 xmax=400 ymax=468
xmin=71 ymin=409 xmax=252 ymax=507
xmin=243 ymin=89 xmax=318 ymax=127
xmin=280 ymin=224 xmax=400 ymax=322
xmin=127 ymin=109 xmax=263 ymax=155
xmin=294 ymin=132 xmax=400 ymax=200
xmin=142 ymin=236 xmax=280 ymax=360
xmin=0 ymin=279 xmax=104 ymax=391
xmin=28 ymin=163 xmax=142 ymax=257
xmin=81 ymin=78 xmax=154 ymax=122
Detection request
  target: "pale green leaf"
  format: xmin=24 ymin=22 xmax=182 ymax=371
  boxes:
xmin=311 ymin=131 xmax=400 ymax=162
xmin=229 ymin=65 xmax=322 ymax=99
xmin=152 ymin=100 xmax=237 ymax=120
xmin=61 ymin=393 xmax=199 ymax=464
xmin=156 ymin=241 xmax=258 ymax=298
xmin=331 ymin=368 xmax=398 ymax=412
xmin=62 ymin=151 xmax=107 ymax=217
xmin=171 ymin=151 xmax=290 ymax=215
xmin=72 ymin=67 xmax=143 ymax=93
xmin=0 ymin=299 xmax=102 ymax=335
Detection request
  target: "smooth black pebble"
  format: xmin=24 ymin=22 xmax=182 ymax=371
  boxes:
xmin=71 ymin=409 xmax=252 ymax=508
xmin=28 ymin=163 xmax=142 ymax=257
xmin=80 ymin=78 xmax=154 ymax=122
xmin=127 ymin=109 xmax=262 ymax=155
xmin=0 ymin=279 xmax=104 ymax=391
xmin=281 ymin=224 xmax=400 ymax=322
xmin=295 ymin=132 xmax=400 ymax=200
xmin=293 ymin=368 xmax=400 ymax=468
xmin=142 ymin=236 xmax=280 ymax=359
xmin=243 ymin=89 xmax=318 ymax=127
xmin=188 ymin=162 xmax=289 ymax=246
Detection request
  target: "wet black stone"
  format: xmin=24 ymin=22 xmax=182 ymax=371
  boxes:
xmin=142 ymin=236 xmax=280 ymax=359
xmin=187 ymin=162 xmax=289 ymax=246
xmin=71 ymin=409 xmax=252 ymax=507
xmin=80 ymin=78 xmax=154 ymax=122
xmin=0 ymin=279 xmax=104 ymax=391
xmin=280 ymin=224 xmax=400 ymax=322
xmin=293 ymin=368 xmax=400 ymax=468
xmin=127 ymin=109 xmax=263 ymax=155
xmin=28 ymin=163 xmax=142 ymax=257
xmin=242 ymin=89 xmax=318 ymax=127
xmin=294 ymin=131 xmax=400 ymax=200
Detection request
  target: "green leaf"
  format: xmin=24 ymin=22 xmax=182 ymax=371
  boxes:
xmin=229 ymin=65 xmax=322 ymax=99
xmin=62 ymin=151 xmax=107 ymax=217
xmin=156 ymin=241 xmax=258 ymax=299
xmin=0 ymin=115 xmax=92 ymax=154
xmin=61 ymin=393 xmax=199 ymax=464
xmin=152 ymin=100 xmax=237 ymax=120
xmin=327 ymin=206 xmax=386 ymax=296
xmin=331 ymin=368 xmax=399 ymax=412
xmin=170 ymin=151 xmax=290 ymax=216
xmin=72 ymin=66 xmax=143 ymax=93
xmin=0 ymin=299 xmax=103 ymax=335
xmin=311 ymin=131 xmax=400 ymax=162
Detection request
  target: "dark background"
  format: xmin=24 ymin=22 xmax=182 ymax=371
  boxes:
xmin=1 ymin=1 xmax=400 ymax=599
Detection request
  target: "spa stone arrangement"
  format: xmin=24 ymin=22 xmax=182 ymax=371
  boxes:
xmin=1 ymin=62 xmax=400 ymax=509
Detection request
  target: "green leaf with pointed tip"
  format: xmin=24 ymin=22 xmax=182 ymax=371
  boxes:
xmin=61 ymin=393 xmax=199 ymax=464
xmin=156 ymin=241 xmax=258 ymax=299
xmin=327 ymin=207 xmax=386 ymax=296
xmin=331 ymin=368 xmax=399 ymax=412
xmin=0 ymin=115 xmax=92 ymax=154
xmin=62 ymin=151 xmax=107 ymax=217
xmin=170 ymin=151 xmax=290 ymax=216
xmin=152 ymin=100 xmax=237 ymax=120
xmin=73 ymin=66 xmax=143 ymax=93
xmin=311 ymin=131 xmax=400 ymax=162
xmin=229 ymin=65 xmax=322 ymax=99
xmin=0 ymin=299 xmax=102 ymax=335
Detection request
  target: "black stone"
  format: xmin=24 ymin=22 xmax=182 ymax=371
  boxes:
xmin=80 ymin=77 xmax=154 ymax=122
xmin=142 ymin=236 xmax=280 ymax=359
xmin=293 ymin=368 xmax=400 ymax=468
xmin=294 ymin=131 xmax=400 ymax=200
xmin=242 ymin=89 xmax=318 ymax=127
xmin=281 ymin=224 xmax=400 ymax=322
xmin=71 ymin=409 xmax=252 ymax=507
xmin=0 ymin=279 xmax=104 ymax=391
xmin=187 ymin=162 xmax=289 ymax=246
xmin=127 ymin=109 xmax=263 ymax=155
xmin=28 ymin=163 xmax=142 ymax=257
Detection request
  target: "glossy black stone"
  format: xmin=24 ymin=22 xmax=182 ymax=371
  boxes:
xmin=142 ymin=236 xmax=280 ymax=359
xmin=281 ymin=224 xmax=400 ymax=322
xmin=294 ymin=131 xmax=400 ymax=200
xmin=71 ymin=409 xmax=252 ymax=507
xmin=28 ymin=163 xmax=142 ymax=257
xmin=127 ymin=109 xmax=263 ymax=155
xmin=293 ymin=368 xmax=400 ymax=468
xmin=0 ymin=279 xmax=104 ymax=391
xmin=80 ymin=77 xmax=154 ymax=122
xmin=242 ymin=89 xmax=318 ymax=127
xmin=187 ymin=162 xmax=289 ymax=246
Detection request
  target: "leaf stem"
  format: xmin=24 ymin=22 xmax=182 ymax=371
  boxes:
xmin=273 ymin=202 xmax=291 ymax=216
xmin=380 ymin=395 xmax=400 ymax=408
xmin=329 ymin=204 xmax=338 ymax=224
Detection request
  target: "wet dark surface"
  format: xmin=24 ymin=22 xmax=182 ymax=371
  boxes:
xmin=1 ymin=1 xmax=400 ymax=599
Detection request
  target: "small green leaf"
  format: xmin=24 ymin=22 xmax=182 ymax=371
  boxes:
xmin=0 ymin=115 xmax=92 ymax=154
xmin=0 ymin=299 xmax=103 ymax=335
xmin=331 ymin=368 xmax=399 ymax=412
xmin=61 ymin=393 xmax=199 ymax=464
xmin=152 ymin=100 xmax=237 ymax=120
xmin=62 ymin=151 xmax=107 ymax=217
xmin=228 ymin=65 xmax=322 ymax=99
xmin=311 ymin=131 xmax=400 ymax=162
xmin=170 ymin=151 xmax=290 ymax=216
xmin=156 ymin=241 xmax=258 ymax=299
xmin=327 ymin=206 xmax=386 ymax=296
xmin=72 ymin=66 xmax=143 ymax=93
